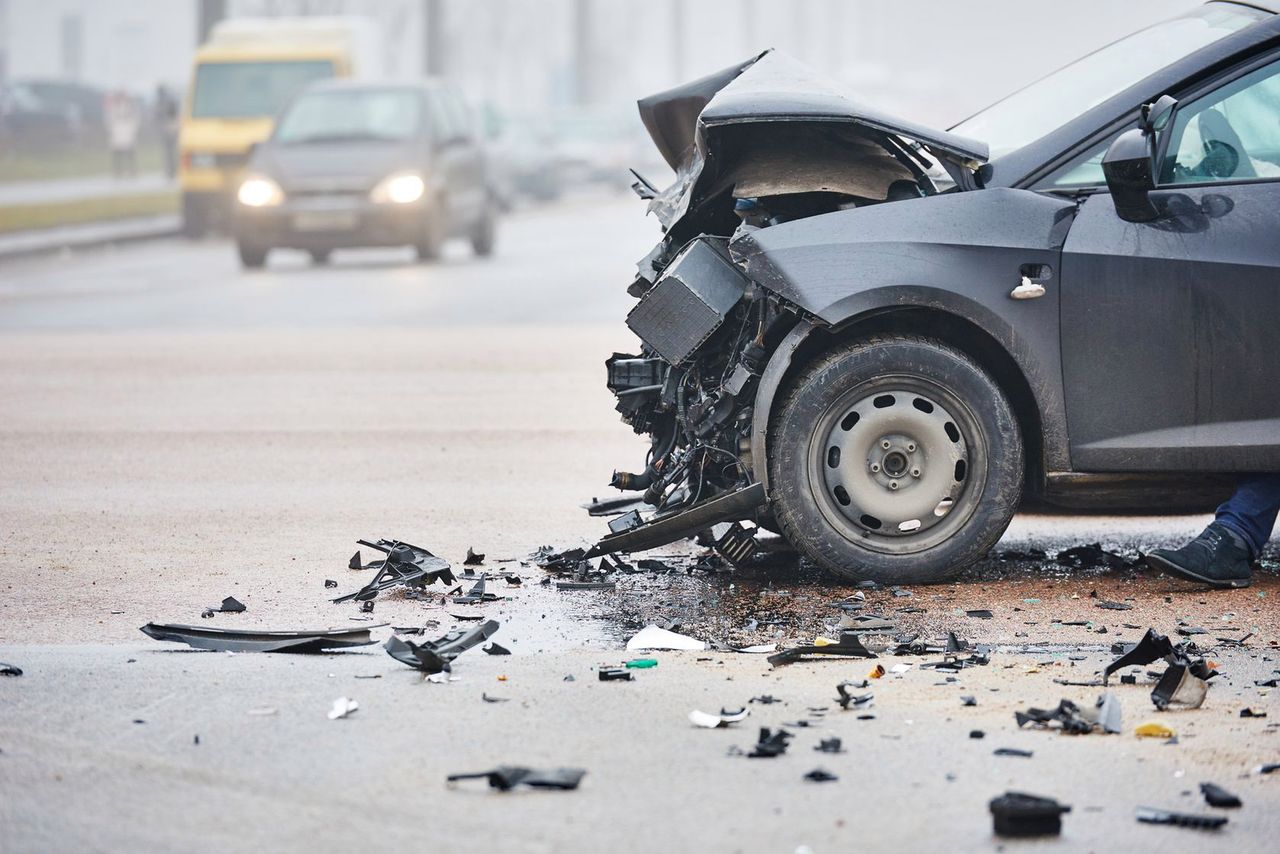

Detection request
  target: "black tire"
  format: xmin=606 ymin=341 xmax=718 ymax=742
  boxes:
xmin=415 ymin=205 xmax=444 ymax=262
xmin=309 ymin=249 xmax=332 ymax=265
xmin=768 ymin=335 xmax=1022 ymax=584
xmin=237 ymin=241 xmax=268 ymax=269
xmin=470 ymin=204 xmax=497 ymax=257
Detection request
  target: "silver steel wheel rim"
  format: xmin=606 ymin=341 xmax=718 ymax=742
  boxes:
xmin=809 ymin=376 xmax=985 ymax=555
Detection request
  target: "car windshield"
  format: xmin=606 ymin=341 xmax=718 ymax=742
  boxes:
xmin=274 ymin=89 xmax=422 ymax=144
xmin=190 ymin=60 xmax=334 ymax=119
xmin=951 ymin=4 xmax=1266 ymax=160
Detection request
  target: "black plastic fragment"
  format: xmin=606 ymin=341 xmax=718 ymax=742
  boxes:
xmin=384 ymin=620 xmax=499 ymax=674
xmin=747 ymin=728 xmax=792 ymax=758
xmin=361 ymin=600 xmax=375 ymax=613
xmin=1095 ymin=600 xmax=1132 ymax=610
xmin=1199 ymin=782 xmax=1241 ymax=808
xmin=598 ymin=668 xmax=633 ymax=681
xmin=0 ymin=662 xmax=22 ymax=676
xmin=483 ymin=642 xmax=511 ymax=656
xmin=990 ymin=792 xmax=1071 ymax=837
xmin=447 ymin=766 xmax=586 ymax=791
xmin=1136 ymin=806 xmax=1227 ymax=829
xmin=1015 ymin=699 xmax=1095 ymax=735
xmin=804 ymin=768 xmax=838 ymax=782
xmin=835 ymin=681 xmax=874 ymax=710
xmin=324 ymin=579 xmax=338 ymax=589
xmin=768 ymin=631 xmax=875 ymax=667
xmin=966 ymin=609 xmax=993 ymax=619
xmin=994 ymin=747 xmax=1033 ymax=758
xmin=218 ymin=596 xmax=245 ymax=613
xmin=464 ymin=547 xmax=485 ymax=565
xmin=334 ymin=538 xmax=455 ymax=604
xmin=814 ymin=737 xmax=844 ymax=753
xmin=453 ymin=574 xmax=500 ymax=604
xmin=1240 ymin=707 xmax=1266 ymax=718
xmin=349 ymin=550 xmax=363 ymax=570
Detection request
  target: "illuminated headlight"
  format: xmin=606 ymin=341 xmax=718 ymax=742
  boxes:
xmin=237 ymin=175 xmax=284 ymax=207
xmin=371 ymin=172 xmax=425 ymax=204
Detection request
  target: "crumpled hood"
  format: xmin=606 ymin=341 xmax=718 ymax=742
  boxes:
xmin=639 ymin=50 xmax=987 ymax=172
xmin=635 ymin=50 xmax=989 ymax=235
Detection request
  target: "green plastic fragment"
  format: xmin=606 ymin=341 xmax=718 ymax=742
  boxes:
xmin=624 ymin=658 xmax=658 ymax=669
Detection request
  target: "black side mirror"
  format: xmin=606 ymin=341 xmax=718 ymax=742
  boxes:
xmin=1103 ymin=128 xmax=1158 ymax=222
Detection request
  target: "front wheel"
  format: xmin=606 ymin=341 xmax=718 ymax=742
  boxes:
xmin=470 ymin=204 xmax=497 ymax=257
xmin=237 ymin=241 xmax=269 ymax=269
xmin=768 ymin=335 xmax=1023 ymax=584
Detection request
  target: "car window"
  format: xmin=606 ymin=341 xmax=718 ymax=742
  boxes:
xmin=1160 ymin=57 xmax=1280 ymax=184
xmin=1041 ymin=135 xmax=1119 ymax=188
xmin=275 ymin=89 xmax=422 ymax=143
xmin=425 ymin=91 xmax=456 ymax=143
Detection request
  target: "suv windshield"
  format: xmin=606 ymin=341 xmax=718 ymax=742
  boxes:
xmin=952 ymin=4 xmax=1265 ymax=159
xmin=191 ymin=60 xmax=334 ymax=119
xmin=275 ymin=89 xmax=422 ymax=144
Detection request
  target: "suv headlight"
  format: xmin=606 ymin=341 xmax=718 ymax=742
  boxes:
xmin=237 ymin=175 xmax=284 ymax=207
xmin=371 ymin=172 xmax=425 ymax=204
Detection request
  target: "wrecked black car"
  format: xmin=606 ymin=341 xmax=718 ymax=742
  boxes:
xmin=595 ymin=1 xmax=1280 ymax=582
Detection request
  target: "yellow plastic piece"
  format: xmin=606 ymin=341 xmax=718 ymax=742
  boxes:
xmin=813 ymin=637 xmax=836 ymax=647
xmin=1134 ymin=720 xmax=1175 ymax=738
xmin=868 ymin=664 xmax=886 ymax=679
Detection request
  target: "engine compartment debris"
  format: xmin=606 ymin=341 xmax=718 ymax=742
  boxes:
xmin=334 ymin=538 xmax=455 ymax=604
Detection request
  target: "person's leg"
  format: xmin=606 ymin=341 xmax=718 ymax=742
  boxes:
xmin=1145 ymin=475 xmax=1279 ymax=589
xmin=1215 ymin=473 xmax=1280 ymax=558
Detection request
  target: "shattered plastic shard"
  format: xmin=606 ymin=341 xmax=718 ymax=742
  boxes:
xmin=334 ymin=538 xmax=455 ymax=604
xmin=598 ymin=668 xmax=633 ymax=681
xmin=1152 ymin=664 xmax=1209 ymax=710
xmin=966 ymin=609 xmax=993 ymax=619
xmin=447 ymin=766 xmax=587 ymax=792
xmin=989 ymin=792 xmax=1071 ymax=838
xmin=1240 ymin=707 xmax=1267 ymax=718
xmin=804 ymin=768 xmax=838 ymax=783
xmin=1095 ymin=692 xmax=1123 ymax=734
xmin=689 ymin=708 xmax=750 ymax=728
xmin=835 ymin=682 xmax=874 ymax=710
xmin=218 ymin=597 xmax=246 ymax=613
xmin=1134 ymin=720 xmax=1176 ymax=738
xmin=1102 ymin=628 xmax=1174 ymax=684
xmin=483 ymin=643 xmax=511 ymax=656
xmin=1135 ymin=807 xmax=1227 ymax=830
xmin=747 ymin=728 xmax=792 ymax=758
xmin=349 ymin=551 xmax=363 ymax=570
xmin=327 ymin=697 xmax=358 ymax=720
xmin=1199 ymin=782 xmax=1241 ymax=808
xmin=626 ymin=624 xmax=707 ymax=651
xmin=768 ymin=631 xmax=875 ymax=667
xmin=464 ymin=547 xmax=485 ymax=566
xmin=814 ymin=737 xmax=845 ymax=753
xmin=384 ymin=620 xmax=500 ymax=674
xmin=0 ymin=662 xmax=22 ymax=676
xmin=994 ymin=748 xmax=1034 ymax=758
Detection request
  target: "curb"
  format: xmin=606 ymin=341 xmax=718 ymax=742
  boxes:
xmin=0 ymin=214 xmax=182 ymax=262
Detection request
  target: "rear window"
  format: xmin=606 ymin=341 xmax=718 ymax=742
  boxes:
xmin=191 ymin=60 xmax=334 ymax=119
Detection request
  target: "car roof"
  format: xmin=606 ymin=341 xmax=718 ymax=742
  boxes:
xmin=302 ymin=78 xmax=445 ymax=95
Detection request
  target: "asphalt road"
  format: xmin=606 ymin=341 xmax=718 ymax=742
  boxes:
xmin=2 ymin=194 xmax=1277 ymax=852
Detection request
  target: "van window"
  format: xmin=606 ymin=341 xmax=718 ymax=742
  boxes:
xmin=191 ymin=60 xmax=334 ymax=119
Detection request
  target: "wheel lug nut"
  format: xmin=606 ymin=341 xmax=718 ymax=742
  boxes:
xmin=889 ymin=481 xmax=899 ymax=490
xmin=870 ymin=463 xmax=880 ymax=473
xmin=881 ymin=440 xmax=891 ymax=450
xmin=907 ymin=443 xmax=916 ymax=452
xmin=911 ymin=468 xmax=921 ymax=477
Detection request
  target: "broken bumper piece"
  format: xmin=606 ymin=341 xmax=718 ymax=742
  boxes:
xmin=990 ymin=792 xmax=1071 ymax=837
xmin=586 ymin=483 xmax=765 ymax=559
xmin=384 ymin=620 xmax=499 ymax=674
xmin=139 ymin=623 xmax=381 ymax=653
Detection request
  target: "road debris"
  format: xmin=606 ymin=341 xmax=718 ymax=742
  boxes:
xmin=324 ymin=579 xmax=338 ymax=588
xmin=835 ymin=681 xmax=873 ymax=710
xmin=384 ymin=620 xmax=499 ymax=674
xmin=598 ymin=668 xmax=633 ymax=681
xmin=746 ymin=728 xmax=792 ymax=758
xmin=994 ymin=748 xmax=1033 ymax=758
xmin=1200 ymin=782 xmax=1241 ymax=808
xmin=1056 ymin=543 xmax=1136 ymax=570
xmin=989 ymin=792 xmax=1070 ymax=837
xmin=326 ymin=697 xmax=358 ymax=720
xmin=200 ymin=596 xmax=246 ymax=618
xmin=334 ymin=538 xmax=455 ymax=603
xmin=1240 ymin=708 xmax=1267 ymax=718
xmin=1102 ymin=627 xmax=1217 ymax=710
xmin=803 ymin=768 xmax=838 ymax=783
xmin=139 ymin=623 xmax=380 ymax=653
xmin=0 ymin=663 xmax=22 ymax=676
xmin=625 ymin=658 xmax=658 ymax=668
xmin=447 ymin=766 xmax=586 ymax=791
xmin=814 ymin=737 xmax=845 ymax=753
xmin=1134 ymin=720 xmax=1176 ymax=738
xmin=464 ymin=547 xmax=485 ymax=565
xmin=1135 ymin=806 xmax=1227 ymax=830
xmin=1016 ymin=693 xmax=1122 ymax=735
xmin=483 ymin=642 xmax=511 ymax=656
xmin=767 ymin=631 xmax=875 ymax=667
xmin=689 ymin=708 xmax=750 ymax=728
xmin=626 ymin=625 xmax=705 ymax=651
xmin=452 ymin=574 xmax=500 ymax=605
xmin=966 ymin=609 xmax=993 ymax=619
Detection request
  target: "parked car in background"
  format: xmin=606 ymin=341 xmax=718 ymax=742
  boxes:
xmin=180 ymin=16 xmax=383 ymax=236
xmin=593 ymin=0 xmax=1280 ymax=583
xmin=232 ymin=79 xmax=496 ymax=268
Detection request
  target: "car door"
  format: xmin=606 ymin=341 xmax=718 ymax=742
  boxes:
xmin=1056 ymin=52 xmax=1280 ymax=473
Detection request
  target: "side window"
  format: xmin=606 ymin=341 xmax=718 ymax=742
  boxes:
xmin=1041 ymin=136 xmax=1118 ymax=188
xmin=441 ymin=88 xmax=473 ymax=141
xmin=425 ymin=91 xmax=455 ymax=144
xmin=1160 ymin=57 xmax=1280 ymax=184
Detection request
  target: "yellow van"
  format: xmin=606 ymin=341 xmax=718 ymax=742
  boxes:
xmin=179 ymin=17 xmax=380 ymax=236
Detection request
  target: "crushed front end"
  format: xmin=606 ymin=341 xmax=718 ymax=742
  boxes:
xmin=587 ymin=49 xmax=987 ymax=562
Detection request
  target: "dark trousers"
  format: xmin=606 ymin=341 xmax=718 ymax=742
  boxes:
xmin=1216 ymin=474 xmax=1280 ymax=558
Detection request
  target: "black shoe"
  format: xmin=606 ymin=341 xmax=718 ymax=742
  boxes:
xmin=1146 ymin=523 xmax=1252 ymax=589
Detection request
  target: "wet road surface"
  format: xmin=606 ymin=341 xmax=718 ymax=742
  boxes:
xmin=2 ymin=194 xmax=1277 ymax=852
